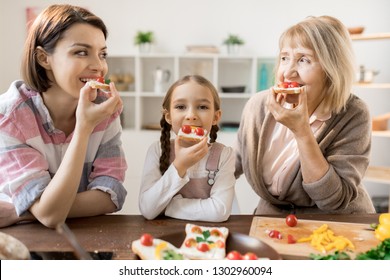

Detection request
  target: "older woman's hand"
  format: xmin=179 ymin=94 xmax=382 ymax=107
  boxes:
xmin=267 ymin=87 xmax=311 ymax=137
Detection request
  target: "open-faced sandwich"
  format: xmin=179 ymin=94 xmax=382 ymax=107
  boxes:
xmin=86 ymin=77 xmax=110 ymax=91
xmin=131 ymin=233 xmax=187 ymax=260
xmin=179 ymin=223 xmax=229 ymax=260
xmin=273 ymin=81 xmax=303 ymax=94
xmin=177 ymin=125 xmax=207 ymax=146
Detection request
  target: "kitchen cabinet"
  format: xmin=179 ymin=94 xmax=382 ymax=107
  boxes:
xmin=352 ymin=32 xmax=390 ymax=211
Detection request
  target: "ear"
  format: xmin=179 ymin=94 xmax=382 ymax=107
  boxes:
xmin=213 ymin=110 xmax=221 ymax=125
xmin=35 ymin=46 xmax=51 ymax=70
xmin=164 ymin=110 xmax=172 ymax=125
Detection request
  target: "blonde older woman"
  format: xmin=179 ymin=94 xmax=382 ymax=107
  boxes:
xmin=235 ymin=16 xmax=375 ymax=214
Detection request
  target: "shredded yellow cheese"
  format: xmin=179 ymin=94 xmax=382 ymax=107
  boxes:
xmin=297 ymin=224 xmax=355 ymax=253
xmin=154 ymin=242 xmax=168 ymax=259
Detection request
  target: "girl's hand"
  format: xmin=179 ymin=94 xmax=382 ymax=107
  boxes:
xmin=75 ymin=82 xmax=123 ymax=134
xmin=267 ymin=86 xmax=310 ymax=137
xmin=173 ymin=136 xmax=209 ymax=177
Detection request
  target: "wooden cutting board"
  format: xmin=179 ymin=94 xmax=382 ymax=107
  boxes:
xmin=249 ymin=217 xmax=380 ymax=259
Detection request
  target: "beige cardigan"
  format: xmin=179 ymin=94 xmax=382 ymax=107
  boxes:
xmin=235 ymin=90 xmax=375 ymax=214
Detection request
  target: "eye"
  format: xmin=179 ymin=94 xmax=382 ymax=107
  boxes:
xmin=198 ymin=105 xmax=209 ymax=110
xmin=280 ymin=56 xmax=289 ymax=64
xmin=174 ymin=104 xmax=186 ymax=110
xmin=75 ymin=50 xmax=88 ymax=56
xmin=299 ymin=56 xmax=310 ymax=63
xmin=100 ymin=52 xmax=108 ymax=59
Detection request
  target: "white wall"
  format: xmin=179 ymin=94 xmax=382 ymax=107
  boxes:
xmin=1 ymin=0 xmax=390 ymax=90
xmin=1 ymin=0 xmax=390 ymax=213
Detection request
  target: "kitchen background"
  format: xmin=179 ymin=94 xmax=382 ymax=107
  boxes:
xmin=1 ymin=0 xmax=390 ymax=213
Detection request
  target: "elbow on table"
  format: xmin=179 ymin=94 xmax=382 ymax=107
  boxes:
xmin=37 ymin=215 xmax=66 ymax=229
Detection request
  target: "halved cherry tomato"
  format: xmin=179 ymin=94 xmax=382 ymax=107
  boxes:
xmin=194 ymin=127 xmax=204 ymax=136
xmin=226 ymin=250 xmax=242 ymax=260
xmin=181 ymin=125 xmax=192 ymax=134
xmin=286 ymin=214 xmax=298 ymax=227
xmin=215 ymin=240 xmax=225 ymax=248
xmin=242 ymin=252 xmax=258 ymax=260
xmin=140 ymin=233 xmax=153 ymax=246
xmin=191 ymin=226 xmax=203 ymax=234
xmin=210 ymin=229 xmax=222 ymax=237
xmin=287 ymin=234 xmax=296 ymax=244
xmin=279 ymin=81 xmax=300 ymax=88
xmin=96 ymin=77 xmax=105 ymax=84
xmin=288 ymin=81 xmax=300 ymax=88
xmin=268 ymin=230 xmax=282 ymax=239
xmin=184 ymin=238 xmax=197 ymax=248
xmin=196 ymin=243 xmax=210 ymax=252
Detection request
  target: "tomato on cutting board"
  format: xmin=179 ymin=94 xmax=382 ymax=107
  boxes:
xmin=286 ymin=214 xmax=298 ymax=227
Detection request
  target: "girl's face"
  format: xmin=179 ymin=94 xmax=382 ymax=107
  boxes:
xmin=43 ymin=23 xmax=108 ymax=98
xmin=277 ymin=44 xmax=327 ymax=111
xmin=165 ymin=80 xmax=221 ymax=135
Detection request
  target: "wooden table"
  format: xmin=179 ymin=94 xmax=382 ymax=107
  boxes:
xmin=0 ymin=214 xmax=380 ymax=260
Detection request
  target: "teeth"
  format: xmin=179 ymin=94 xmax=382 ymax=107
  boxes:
xmin=80 ymin=78 xmax=98 ymax=83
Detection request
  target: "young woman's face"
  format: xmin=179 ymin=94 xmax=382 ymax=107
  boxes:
xmin=165 ymin=80 xmax=221 ymax=135
xmin=44 ymin=23 xmax=108 ymax=98
xmin=277 ymin=44 xmax=327 ymax=109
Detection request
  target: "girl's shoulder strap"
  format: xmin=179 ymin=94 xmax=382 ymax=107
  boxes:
xmin=206 ymin=142 xmax=225 ymax=172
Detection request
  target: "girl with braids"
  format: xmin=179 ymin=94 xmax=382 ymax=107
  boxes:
xmin=139 ymin=75 xmax=235 ymax=222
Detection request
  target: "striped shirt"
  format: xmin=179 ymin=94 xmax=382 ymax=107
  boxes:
xmin=0 ymin=81 xmax=127 ymax=215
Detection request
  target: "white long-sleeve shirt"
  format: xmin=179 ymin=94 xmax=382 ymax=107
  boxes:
xmin=139 ymin=140 xmax=235 ymax=222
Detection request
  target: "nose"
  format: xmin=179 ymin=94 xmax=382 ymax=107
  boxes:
xmin=284 ymin=61 xmax=298 ymax=79
xmin=185 ymin=107 xmax=198 ymax=121
xmin=89 ymin=55 xmax=105 ymax=73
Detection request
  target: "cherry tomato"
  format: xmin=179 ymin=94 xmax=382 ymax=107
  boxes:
xmin=196 ymin=243 xmax=210 ymax=252
xmin=215 ymin=240 xmax=225 ymax=248
xmin=279 ymin=82 xmax=289 ymax=88
xmin=268 ymin=230 xmax=282 ymax=239
xmin=140 ymin=233 xmax=153 ymax=246
xmin=194 ymin=127 xmax=204 ymax=136
xmin=242 ymin=252 xmax=258 ymax=260
xmin=226 ymin=250 xmax=242 ymax=260
xmin=287 ymin=234 xmax=296 ymax=244
xmin=184 ymin=238 xmax=197 ymax=248
xmin=286 ymin=214 xmax=298 ymax=227
xmin=210 ymin=229 xmax=222 ymax=237
xmin=181 ymin=125 xmax=192 ymax=134
xmin=288 ymin=81 xmax=300 ymax=88
xmin=191 ymin=226 xmax=203 ymax=234
xmin=96 ymin=77 xmax=105 ymax=84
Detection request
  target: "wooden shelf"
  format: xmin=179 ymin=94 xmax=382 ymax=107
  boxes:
xmin=372 ymin=130 xmax=390 ymax=137
xmin=354 ymin=83 xmax=390 ymax=89
xmin=351 ymin=32 xmax=390 ymax=41
xmin=364 ymin=166 xmax=390 ymax=184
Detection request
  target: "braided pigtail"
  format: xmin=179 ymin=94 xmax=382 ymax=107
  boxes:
xmin=159 ymin=116 xmax=172 ymax=175
xmin=209 ymin=124 xmax=219 ymax=143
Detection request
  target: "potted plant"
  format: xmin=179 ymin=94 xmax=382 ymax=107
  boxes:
xmin=223 ymin=34 xmax=244 ymax=55
xmin=134 ymin=31 xmax=154 ymax=53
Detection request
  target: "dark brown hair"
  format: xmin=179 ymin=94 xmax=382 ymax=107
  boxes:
xmin=159 ymin=75 xmax=221 ymax=175
xmin=21 ymin=4 xmax=108 ymax=92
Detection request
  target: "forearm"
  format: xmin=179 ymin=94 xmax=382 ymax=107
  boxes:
xmin=30 ymin=129 xmax=91 ymax=227
xmin=296 ymin=128 xmax=329 ymax=184
xmin=68 ymin=190 xmax=116 ymax=218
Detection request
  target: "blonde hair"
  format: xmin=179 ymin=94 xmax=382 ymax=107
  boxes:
xmin=159 ymin=75 xmax=221 ymax=175
xmin=277 ymin=16 xmax=356 ymax=114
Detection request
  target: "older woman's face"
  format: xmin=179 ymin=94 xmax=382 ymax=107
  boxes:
xmin=277 ymin=44 xmax=327 ymax=111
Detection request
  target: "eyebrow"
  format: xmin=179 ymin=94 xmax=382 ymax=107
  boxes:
xmin=172 ymin=98 xmax=212 ymax=103
xmin=280 ymin=50 xmax=314 ymax=58
xmin=69 ymin=43 xmax=107 ymax=51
